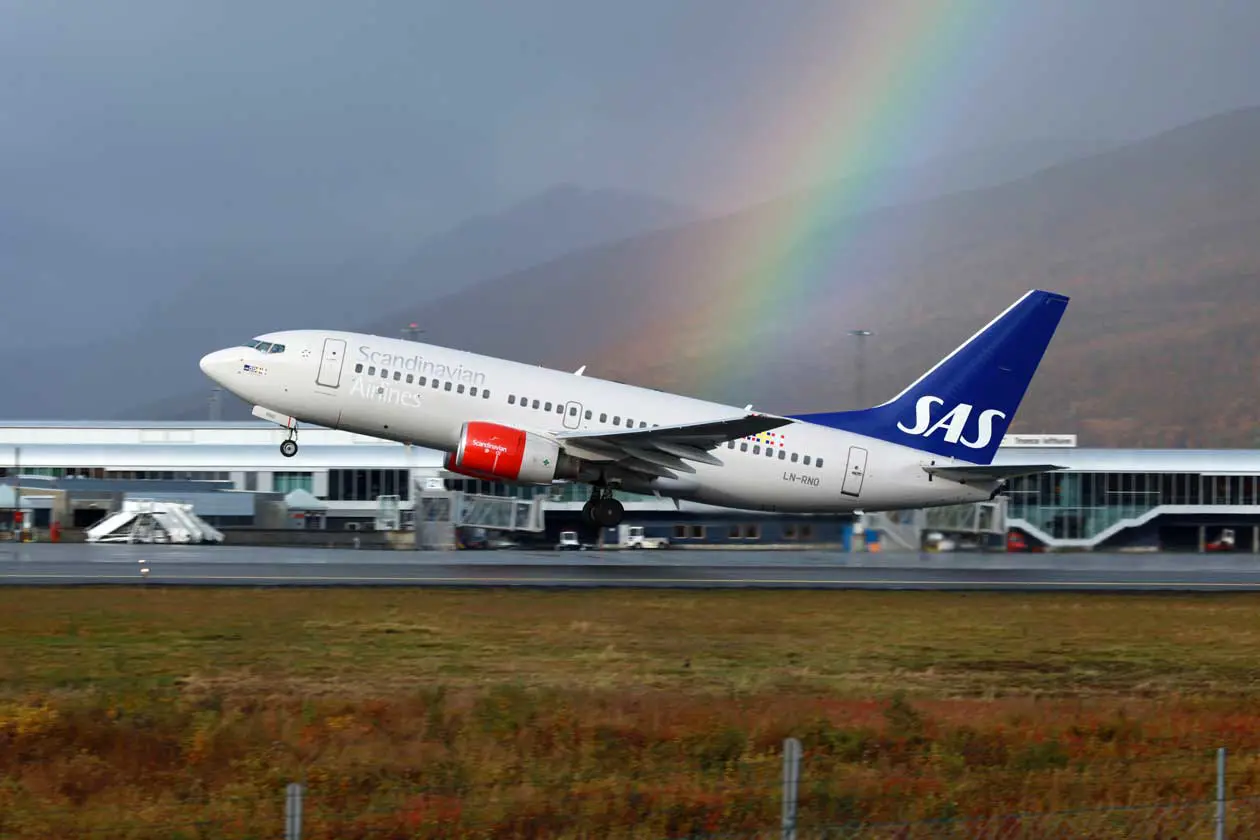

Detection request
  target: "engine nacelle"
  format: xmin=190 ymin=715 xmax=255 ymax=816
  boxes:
xmin=445 ymin=421 xmax=571 ymax=485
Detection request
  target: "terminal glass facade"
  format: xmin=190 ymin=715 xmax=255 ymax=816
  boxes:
xmin=326 ymin=469 xmax=412 ymax=501
xmin=1004 ymin=472 xmax=1260 ymax=540
xmin=272 ymin=471 xmax=314 ymax=494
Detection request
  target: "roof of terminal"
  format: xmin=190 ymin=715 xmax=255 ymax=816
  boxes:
xmin=0 ymin=420 xmax=288 ymax=428
xmin=0 ymin=443 xmax=1256 ymax=473
xmin=0 ymin=422 xmax=1258 ymax=473
xmin=0 ymin=443 xmax=440 ymax=469
xmin=995 ymin=448 xmax=1260 ymax=473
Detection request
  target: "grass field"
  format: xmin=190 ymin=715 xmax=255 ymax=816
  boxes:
xmin=3 ymin=587 xmax=1260 ymax=838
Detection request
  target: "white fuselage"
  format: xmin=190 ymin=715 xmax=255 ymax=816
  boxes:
xmin=201 ymin=330 xmax=998 ymax=514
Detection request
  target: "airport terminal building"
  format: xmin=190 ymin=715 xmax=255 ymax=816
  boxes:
xmin=2 ymin=421 xmax=1260 ymax=551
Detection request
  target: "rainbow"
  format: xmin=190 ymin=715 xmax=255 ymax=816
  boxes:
xmin=607 ymin=1 xmax=1005 ymax=405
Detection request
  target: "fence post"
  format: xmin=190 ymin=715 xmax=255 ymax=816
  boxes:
xmin=286 ymin=782 xmax=304 ymax=840
xmin=782 ymin=737 xmax=801 ymax=840
xmin=1215 ymin=747 xmax=1226 ymax=840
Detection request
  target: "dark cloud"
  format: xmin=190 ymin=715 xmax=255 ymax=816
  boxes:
xmin=2 ymin=0 xmax=1259 ymax=346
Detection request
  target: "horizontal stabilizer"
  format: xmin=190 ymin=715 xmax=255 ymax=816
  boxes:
xmin=924 ymin=463 xmax=1064 ymax=482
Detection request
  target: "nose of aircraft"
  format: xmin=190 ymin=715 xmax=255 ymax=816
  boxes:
xmin=198 ymin=348 xmax=239 ymax=384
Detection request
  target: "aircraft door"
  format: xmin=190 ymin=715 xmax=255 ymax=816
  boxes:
xmin=841 ymin=446 xmax=868 ymax=498
xmin=563 ymin=400 xmax=583 ymax=430
xmin=316 ymin=338 xmax=347 ymax=388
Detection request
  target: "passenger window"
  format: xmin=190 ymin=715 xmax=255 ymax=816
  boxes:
xmin=569 ymin=406 xmax=577 ymax=416
xmin=753 ymin=445 xmax=761 ymax=455
xmin=406 ymin=374 xmax=414 ymax=384
xmin=545 ymin=402 xmax=552 ymax=412
xmin=457 ymin=384 xmax=465 ymax=394
xmin=509 ymin=395 xmax=516 ymax=405
xmin=600 ymin=413 xmax=607 ymax=422
xmin=626 ymin=418 xmax=634 ymax=427
xmin=355 ymin=363 xmax=364 ymax=373
xmin=368 ymin=366 xmax=376 ymax=376
xmin=532 ymin=400 xmax=540 ymax=409
xmin=483 ymin=390 xmax=490 ymax=399
xmin=393 ymin=371 xmax=402 ymax=381
xmin=381 ymin=369 xmax=389 ymax=378
xmin=444 ymin=382 xmax=452 ymax=391
xmin=613 ymin=416 xmax=620 ymax=424
xmin=817 ymin=458 xmax=824 ymax=468
xmin=585 ymin=410 xmax=592 ymax=420
xmin=556 ymin=405 xmax=564 ymax=415
xmin=804 ymin=456 xmax=812 ymax=466
xmin=418 ymin=376 xmax=427 ymax=386
xmin=640 ymin=421 xmax=647 ymax=428
xmin=766 ymin=448 xmax=774 ymax=457
xmin=432 ymin=379 xmax=440 ymax=389
xmin=470 ymin=387 xmax=478 ymax=396
xmin=791 ymin=453 xmax=798 ymax=463
xmin=778 ymin=450 xmax=786 ymax=460
xmin=740 ymin=443 xmax=748 ymax=452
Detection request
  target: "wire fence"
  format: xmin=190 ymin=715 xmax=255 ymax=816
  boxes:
xmin=3 ymin=744 xmax=1259 ymax=838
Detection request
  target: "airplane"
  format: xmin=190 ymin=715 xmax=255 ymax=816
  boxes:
xmin=198 ymin=289 xmax=1070 ymax=528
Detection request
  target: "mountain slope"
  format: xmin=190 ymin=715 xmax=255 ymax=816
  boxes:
xmin=21 ymin=111 xmax=1258 ymax=450
xmin=357 ymin=108 xmax=1260 ymax=448
xmin=0 ymin=185 xmax=698 ymax=419
xmin=137 ymin=138 xmax=1113 ymax=423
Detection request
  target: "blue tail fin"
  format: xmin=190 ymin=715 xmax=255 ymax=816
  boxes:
xmin=791 ymin=290 xmax=1069 ymax=464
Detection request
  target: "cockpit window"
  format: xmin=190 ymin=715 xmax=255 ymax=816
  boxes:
xmin=243 ymin=339 xmax=285 ymax=354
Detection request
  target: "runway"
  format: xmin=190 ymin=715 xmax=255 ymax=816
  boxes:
xmin=3 ymin=543 xmax=1260 ymax=590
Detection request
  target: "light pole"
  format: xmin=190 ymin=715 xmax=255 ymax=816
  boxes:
xmin=849 ymin=329 xmax=874 ymax=408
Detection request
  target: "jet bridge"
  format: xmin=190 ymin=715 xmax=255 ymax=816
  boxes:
xmin=863 ymin=498 xmax=1007 ymax=551
xmin=86 ymin=499 xmax=225 ymax=544
xmin=413 ymin=488 xmax=544 ymax=550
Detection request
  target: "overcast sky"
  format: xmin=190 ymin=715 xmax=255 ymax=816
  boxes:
xmin=3 ymin=0 xmax=1260 ymax=291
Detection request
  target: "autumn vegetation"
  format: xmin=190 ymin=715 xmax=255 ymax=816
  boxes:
xmin=3 ymin=588 xmax=1260 ymax=838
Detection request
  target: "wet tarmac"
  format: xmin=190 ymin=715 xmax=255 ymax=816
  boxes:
xmin=2 ymin=543 xmax=1259 ymax=590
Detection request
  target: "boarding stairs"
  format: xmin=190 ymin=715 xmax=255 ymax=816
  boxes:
xmin=86 ymin=499 xmax=225 ymax=544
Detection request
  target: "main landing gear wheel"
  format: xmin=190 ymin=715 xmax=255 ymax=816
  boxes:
xmin=280 ymin=437 xmax=298 ymax=458
xmin=582 ymin=487 xmax=624 ymax=528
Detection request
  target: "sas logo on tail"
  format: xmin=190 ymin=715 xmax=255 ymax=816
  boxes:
xmin=896 ymin=396 xmax=1006 ymax=449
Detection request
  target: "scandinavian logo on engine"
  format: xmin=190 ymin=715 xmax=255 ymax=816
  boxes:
xmin=896 ymin=395 xmax=1006 ymax=450
xmin=472 ymin=437 xmax=508 ymax=453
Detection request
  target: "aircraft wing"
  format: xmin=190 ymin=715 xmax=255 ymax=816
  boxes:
xmin=924 ymin=463 xmax=1065 ymax=482
xmin=554 ymin=413 xmax=793 ymax=480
